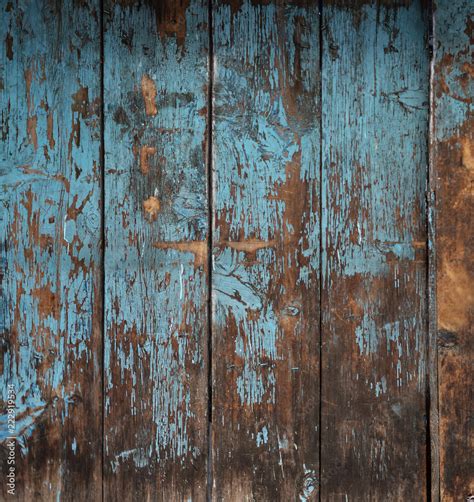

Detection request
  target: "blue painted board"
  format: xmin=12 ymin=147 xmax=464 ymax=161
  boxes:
xmin=211 ymin=1 xmax=321 ymax=499
xmin=103 ymin=1 xmax=209 ymax=499
xmin=0 ymin=0 xmax=102 ymax=498
xmin=321 ymin=1 xmax=430 ymax=499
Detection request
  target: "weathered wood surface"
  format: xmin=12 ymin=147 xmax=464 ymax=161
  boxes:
xmin=211 ymin=1 xmax=321 ymax=499
xmin=0 ymin=0 xmax=102 ymax=499
xmin=1 ymin=0 xmax=473 ymax=499
xmin=103 ymin=0 xmax=209 ymax=500
xmin=433 ymin=0 xmax=474 ymax=499
xmin=320 ymin=1 xmax=430 ymax=499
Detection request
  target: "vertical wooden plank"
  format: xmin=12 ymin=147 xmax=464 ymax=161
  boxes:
xmin=103 ymin=1 xmax=209 ymax=499
xmin=211 ymin=1 xmax=320 ymax=499
xmin=0 ymin=0 xmax=102 ymax=499
xmin=321 ymin=1 xmax=430 ymax=499
xmin=433 ymin=1 xmax=474 ymax=499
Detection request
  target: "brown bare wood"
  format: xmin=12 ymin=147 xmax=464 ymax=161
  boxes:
xmin=433 ymin=1 xmax=474 ymax=499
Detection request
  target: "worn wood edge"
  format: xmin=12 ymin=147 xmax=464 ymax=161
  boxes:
xmin=428 ymin=2 xmax=440 ymax=499
xmin=206 ymin=2 xmax=214 ymax=501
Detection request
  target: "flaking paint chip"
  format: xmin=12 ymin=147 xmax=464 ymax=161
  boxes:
xmin=140 ymin=145 xmax=157 ymax=174
xmin=143 ymin=196 xmax=161 ymax=221
xmin=141 ymin=74 xmax=157 ymax=116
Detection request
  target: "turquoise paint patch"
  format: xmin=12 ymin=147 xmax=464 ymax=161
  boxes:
xmin=355 ymin=313 xmax=379 ymax=355
xmin=256 ymin=425 xmax=269 ymax=447
xmin=214 ymin=247 xmax=279 ymax=405
xmin=213 ymin=0 xmax=320 ymax=407
xmin=322 ymin=3 xmax=429 ymax=282
xmin=104 ymin=1 xmax=209 ymax=465
xmin=322 ymin=3 xmax=429 ymax=401
xmin=0 ymin=0 xmax=101 ymax=460
xmin=434 ymin=3 xmax=473 ymax=140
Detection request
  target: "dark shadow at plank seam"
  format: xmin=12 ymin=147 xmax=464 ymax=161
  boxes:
xmin=206 ymin=1 xmax=214 ymax=501
xmin=427 ymin=1 xmax=440 ymax=499
xmin=318 ymin=1 xmax=324 ymax=501
xmin=100 ymin=1 xmax=106 ymax=500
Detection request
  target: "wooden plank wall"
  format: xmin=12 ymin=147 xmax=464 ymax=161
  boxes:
xmin=0 ymin=0 xmax=472 ymax=500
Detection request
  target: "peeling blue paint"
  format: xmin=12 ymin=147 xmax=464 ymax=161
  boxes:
xmin=322 ymin=2 xmax=428 ymax=383
xmin=256 ymin=425 xmax=268 ymax=447
xmin=213 ymin=0 xmax=320 ymax=407
xmin=103 ymin=0 xmax=208 ymax=472
xmin=320 ymin=2 xmax=429 ymax=495
xmin=1 ymin=3 xmax=101 ymax=491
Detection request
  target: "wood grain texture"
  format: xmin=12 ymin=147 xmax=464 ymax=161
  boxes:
xmin=433 ymin=1 xmax=474 ymax=499
xmin=103 ymin=1 xmax=209 ymax=500
xmin=1 ymin=1 xmax=472 ymax=499
xmin=211 ymin=1 xmax=320 ymax=499
xmin=320 ymin=1 xmax=430 ymax=499
xmin=0 ymin=0 xmax=102 ymax=499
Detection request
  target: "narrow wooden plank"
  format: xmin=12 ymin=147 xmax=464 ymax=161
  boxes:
xmin=211 ymin=1 xmax=320 ymax=499
xmin=0 ymin=0 xmax=102 ymax=499
xmin=103 ymin=1 xmax=209 ymax=499
xmin=433 ymin=1 xmax=474 ymax=499
xmin=321 ymin=1 xmax=430 ymax=499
